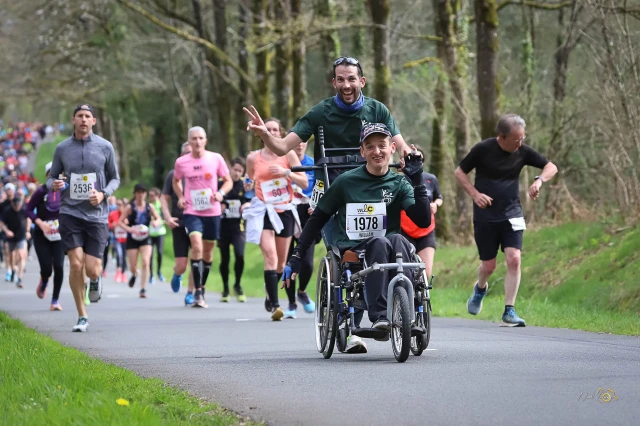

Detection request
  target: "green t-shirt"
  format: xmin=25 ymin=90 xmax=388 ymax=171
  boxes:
xmin=291 ymin=96 xmax=400 ymax=177
xmin=316 ymin=165 xmax=415 ymax=248
xmin=149 ymin=199 xmax=166 ymax=236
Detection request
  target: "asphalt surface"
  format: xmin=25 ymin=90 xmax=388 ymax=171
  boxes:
xmin=1 ymin=260 xmax=639 ymax=426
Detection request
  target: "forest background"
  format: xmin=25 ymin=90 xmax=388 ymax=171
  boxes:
xmin=1 ymin=0 xmax=639 ymax=241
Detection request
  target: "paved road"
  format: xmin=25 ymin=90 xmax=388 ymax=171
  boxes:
xmin=1 ymin=261 xmax=639 ymax=426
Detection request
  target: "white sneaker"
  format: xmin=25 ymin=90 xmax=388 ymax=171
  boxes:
xmin=72 ymin=317 xmax=89 ymax=332
xmin=345 ymin=335 xmax=368 ymax=354
xmin=88 ymin=277 xmax=102 ymax=303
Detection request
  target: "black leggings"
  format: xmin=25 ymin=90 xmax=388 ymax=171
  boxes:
xmin=149 ymin=235 xmax=165 ymax=278
xmin=218 ymin=224 xmax=246 ymax=293
xmin=286 ymin=204 xmax=316 ymax=307
xmin=103 ymin=244 xmax=109 ymax=271
xmin=33 ymin=229 xmax=65 ymax=300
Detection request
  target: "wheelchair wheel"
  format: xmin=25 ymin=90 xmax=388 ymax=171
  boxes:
xmin=337 ymin=326 xmax=348 ymax=353
xmin=314 ymin=256 xmax=338 ymax=359
xmin=411 ymin=299 xmax=431 ymax=356
xmin=391 ymin=286 xmax=412 ymax=363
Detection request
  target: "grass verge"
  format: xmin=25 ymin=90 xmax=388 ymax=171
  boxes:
xmin=34 ymin=135 xmax=66 ymax=182
xmin=0 ymin=312 xmax=255 ymax=426
xmin=151 ymin=220 xmax=640 ymax=336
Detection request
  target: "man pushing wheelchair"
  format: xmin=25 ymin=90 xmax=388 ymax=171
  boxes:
xmin=282 ymin=122 xmax=432 ymax=359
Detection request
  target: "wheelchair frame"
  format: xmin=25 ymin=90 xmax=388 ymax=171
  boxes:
xmin=291 ymin=127 xmax=433 ymax=363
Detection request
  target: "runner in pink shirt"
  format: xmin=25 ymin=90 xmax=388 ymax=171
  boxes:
xmin=173 ymin=126 xmax=232 ymax=308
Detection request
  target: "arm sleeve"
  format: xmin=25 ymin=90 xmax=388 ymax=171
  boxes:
xmin=162 ymin=171 xmax=174 ymax=195
xmin=380 ymin=102 xmax=401 ymax=137
xmin=291 ymin=104 xmax=320 ymax=142
xmin=46 ymin=145 xmax=63 ymax=192
xmin=292 ymin=208 xmax=332 ymax=260
xmin=402 ymin=180 xmax=432 ymax=228
xmin=458 ymin=144 xmax=479 ymax=174
xmin=432 ymin=175 xmax=443 ymax=200
xmin=25 ymin=187 xmax=45 ymax=222
xmin=103 ymin=144 xmax=121 ymax=196
xmin=216 ymin=154 xmax=230 ymax=177
xmin=524 ymin=145 xmax=549 ymax=169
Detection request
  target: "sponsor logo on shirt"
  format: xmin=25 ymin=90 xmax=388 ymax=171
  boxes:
xmin=204 ymin=173 xmax=212 ymax=180
xmin=381 ymin=189 xmax=393 ymax=204
xmin=356 ymin=204 xmax=375 ymax=214
xmin=193 ymin=165 xmax=202 ymax=171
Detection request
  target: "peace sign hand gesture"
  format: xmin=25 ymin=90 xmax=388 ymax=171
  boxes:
xmin=243 ymin=105 xmax=269 ymax=137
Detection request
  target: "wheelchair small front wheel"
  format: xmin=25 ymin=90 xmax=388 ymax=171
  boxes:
xmin=391 ymin=286 xmax=412 ymax=363
xmin=337 ymin=326 xmax=348 ymax=353
xmin=411 ymin=300 xmax=431 ymax=356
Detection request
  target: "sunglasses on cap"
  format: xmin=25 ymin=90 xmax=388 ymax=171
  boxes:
xmin=333 ymin=57 xmax=363 ymax=74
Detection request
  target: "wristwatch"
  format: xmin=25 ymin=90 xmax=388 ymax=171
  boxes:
xmin=218 ymin=189 xmax=226 ymax=196
xmin=534 ymin=176 xmax=545 ymax=184
xmin=285 ymin=169 xmax=292 ymax=177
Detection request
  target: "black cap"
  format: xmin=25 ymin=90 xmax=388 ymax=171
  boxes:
xmin=73 ymin=104 xmax=95 ymax=117
xmin=134 ymin=183 xmax=147 ymax=193
xmin=360 ymin=122 xmax=392 ymax=144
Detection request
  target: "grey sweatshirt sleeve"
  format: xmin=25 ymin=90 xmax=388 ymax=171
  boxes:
xmin=46 ymin=143 xmax=64 ymax=192
xmin=102 ymin=143 xmax=120 ymax=196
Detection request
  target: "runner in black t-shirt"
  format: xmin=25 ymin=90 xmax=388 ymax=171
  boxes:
xmin=218 ymin=157 xmax=250 ymax=303
xmin=455 ymin=114 xmax=558 ymax=327
xmin=160 ymin=142 xmax=195 ymax=305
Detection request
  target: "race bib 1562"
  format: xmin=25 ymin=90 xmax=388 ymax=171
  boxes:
xmin=190 ymin=188 xmax=213 ymax=211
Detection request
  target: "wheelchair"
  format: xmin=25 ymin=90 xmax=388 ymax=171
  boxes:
xmin=291 ymin=127 xmax=434 ymax=363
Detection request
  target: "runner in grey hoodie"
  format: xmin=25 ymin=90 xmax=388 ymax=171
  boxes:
xmin=46 ymin=104 xmax=120 ymax=332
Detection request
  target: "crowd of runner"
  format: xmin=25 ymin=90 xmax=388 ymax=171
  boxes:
xmin=4 ymin=56 xmax=556 ymax=339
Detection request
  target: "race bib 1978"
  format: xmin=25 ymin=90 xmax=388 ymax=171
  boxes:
xmin=345 ymin=202 xmax=387 ymax=240
xmin=70 ymin=173 xmax=96 ymax=200
xmin=190 ymin=188 xmax=213 ymax=211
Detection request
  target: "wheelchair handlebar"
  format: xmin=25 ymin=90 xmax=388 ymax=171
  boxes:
xmin=291 ymin=162 xmax=402 ymax=173
xmin=348 ymin=261 xmax=425 ymax=282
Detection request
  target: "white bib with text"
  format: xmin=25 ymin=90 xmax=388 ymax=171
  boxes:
xmin=225 ymin=199 xmax=241 ymax=219
xmin=345 ymin=202 xmax=387 ymax=240
xmin=44 ymin=220 xmax=61 ymax=242
xmin=190 ymin=188 xmax=213 ymax=211
xmin=70 ymin=173 xmax=96 ymax=200
xmin=260 ymin=179 xmax=289 ymax=204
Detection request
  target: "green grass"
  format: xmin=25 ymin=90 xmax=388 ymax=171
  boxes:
xmin=34 ymin=135 xmax=66 ymax=182
xmin=0 ymin=312 xmax=255 ymax=426
xmin=152 ymin=220 xmax=640 ymax=336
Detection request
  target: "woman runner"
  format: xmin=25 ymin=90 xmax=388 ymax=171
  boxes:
xmin=243 ymin=118 xmax=308 ymax=320
xmin=118 ymin=184 xmax=162 ymax=298
xmin=26 ymin=162 xmax=64 ymax=310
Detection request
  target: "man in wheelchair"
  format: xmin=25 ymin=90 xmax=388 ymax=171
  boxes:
xmin=282 ymin=122 xmax=431 ymax=353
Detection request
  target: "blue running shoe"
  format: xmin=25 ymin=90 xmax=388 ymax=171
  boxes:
xmin=502 ymin=307 xmax=526 ymax=327
xmin=467 ymin=283 xmax=487 ymax=315
xmin=284 ymin=304 xmax=297 ymax=319
xmin=5 ymin=270 xmax=11 ymax=282
xmin=149 ymin=276 xmax=155 ymax=285
xmin=184 ymin=291 xmax=194 ymax=306
xmin=296 ymin=291 xmax=316 ymax=313
xmin=158 ymin=273 xmax=166 ymax=283
xmin=171 ymin=273 xmax=182 ymax=293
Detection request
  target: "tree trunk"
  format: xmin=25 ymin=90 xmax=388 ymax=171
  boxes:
xmin=274 ymin=0 xmax=291 ymax=128
xmin=367 ymin=0 xmax=391 ymax=107
xmin=315 ymin=0 xmax=340 ymax=96
xmin=253 ymin=0 xmax=272 ymax=139
xmin=290 ymin=0 xmax=306 ymax=122
xmin=235 ymin=0 xmax=251 ymax=156
xmin=212 ymin=0 xmax=233 ymax=159
xmin=351 ymin=0 xmax=366 ymax=57
xmin=430 ymin=0 xmax=450 ymax=242
xmin=474 ymin=0 xmax=500 ymax=140
xmin=436 ymin=0 xmax=472 ymax=239
xmin=190 ymin=0 xmax=215 ymax=136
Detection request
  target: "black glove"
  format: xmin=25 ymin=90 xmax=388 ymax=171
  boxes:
xmin=282 ymin=252 xmax=302 ymax=282
xmin=403 ymin=153 xmax=424 ymax=186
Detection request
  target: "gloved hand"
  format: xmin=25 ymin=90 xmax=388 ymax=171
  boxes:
xmin=281 ymin=253 xmax=302 ymax=288
xmin=402 ymin=152 xmax=424 ymax=186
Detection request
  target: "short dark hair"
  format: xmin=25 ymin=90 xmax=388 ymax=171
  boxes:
xmin=230 ymin=157 xmax=246 ymax=169
xmin=149 ymin=187 xmax=161 ymax=196
xmin=133 ymin=183 xmax=147 ymax=193
xmin=333 ymin=57 xmax=363 ymax=78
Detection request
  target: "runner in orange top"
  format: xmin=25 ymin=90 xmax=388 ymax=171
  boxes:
xmin=245 ymin=118 xmax=308 ymax=321
xmin=400 ymin=161 xmax=443 ymax=280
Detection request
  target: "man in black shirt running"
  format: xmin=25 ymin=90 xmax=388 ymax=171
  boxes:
xmin=455 ymin=114 xmax=558 ymax=327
